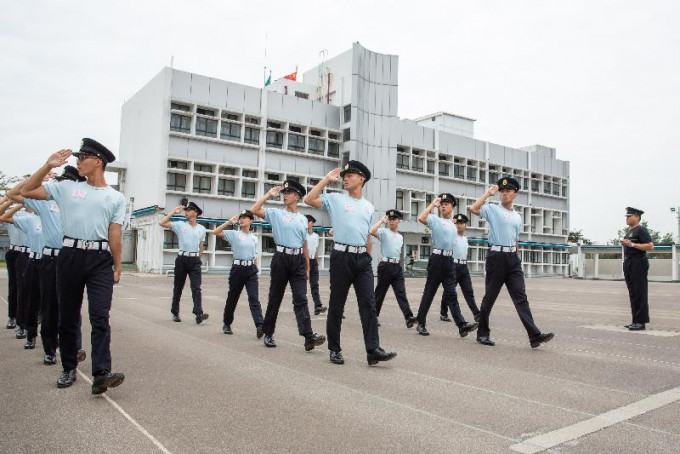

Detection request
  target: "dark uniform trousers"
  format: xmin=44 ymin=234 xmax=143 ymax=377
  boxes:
xmin=171 ymin=255 xmax=203 ymax=316
xmin=309 ymin=258 xmax=323 ymax=309
xmin=375 ymin=262 xmax=414 ymax=319
xmin=623 ymin=256 xmax=649 ymax=324
xmin=417 ymin=254 xmax=466 ymax=327
xmin=38 ymin=255 xmax=59 ymax=356
xmin=5 ymin=249 xmax=18 ymax=319
xmin=22 ymin=258 xmax=42 ymax=340
xmin=327 ymin=250 xmax=380 ymax=353
xmin=477 ymin=251 xmax=540 ymax=339
xmin=223 ymin=264 xmax=264 ymax=327
xmin=455 ymin=263 xmax=480 ymax=317
xmin=57 ymin=247 xmax=114 ymax=375
xmin=14 ymin=251 xmax=29 ymax=328
xmin=262 ymin=251 xmax=313 ymax=337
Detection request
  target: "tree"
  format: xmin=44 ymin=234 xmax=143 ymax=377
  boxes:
xmin=0 ymin=171 xmax=21 ymax=196
xmin=568 ymin=229 xmax=592 ymax=245
xmin=610 ymin=220 xmax=674 ymax=245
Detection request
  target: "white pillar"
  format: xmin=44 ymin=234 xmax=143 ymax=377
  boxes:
xmin=672 ymin=244 xmax=678 ymax=281
xmin=594 ymin=253 xmax=599 ymax=279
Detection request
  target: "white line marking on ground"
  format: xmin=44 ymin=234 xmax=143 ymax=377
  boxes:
xmin=581 ymin=325 xmax=680 ymax=337
xmin=509 ymin=386 xmax=680 ymax=453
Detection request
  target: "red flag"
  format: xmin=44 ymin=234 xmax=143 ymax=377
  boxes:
xmin=283 ymin=71 xmax=297 ymax=81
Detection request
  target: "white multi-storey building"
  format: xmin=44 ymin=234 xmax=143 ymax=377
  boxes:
xmin=114 ymin=43 xmax=570 ymax=276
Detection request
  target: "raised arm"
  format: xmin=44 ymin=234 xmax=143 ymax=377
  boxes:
xmin=0 ymin=203 xmax=23 ymax=224
xmin=418 ymin=197 xmax=440 ymax=225
xmin=212 ymin=214 xmax=240 ymax=237
xmin=470 ymin=185 xmax=498 ymax=216
xmin=7 ymin=180 xmax=26 ymax=204
xmin=250 ymin=186 xmax=281 ymax=219
xmin=159 ymin=206 xmax=183 ymax=229
xmin=304 ymin=168 xmax=340 ymax=209
xmin=370 ymin=215 xmax=388 ymax=238
xmin=21 ymin=150 xmax=71 ymax=200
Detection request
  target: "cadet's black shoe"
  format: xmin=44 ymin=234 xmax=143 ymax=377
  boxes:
xmin=223 ymin=324 xmax=233 ymax=335
xmin=459 ymin=322 xmax=479 ymax=338
xmin=6 ymin=317 xmax=16 ymax=329
xmin=172 ymin=314 xmax=182 ymax=322
xmin=314 ymin=305 xmax=328 ymax=315
xmin=92 ymin=372 xmax=125 ymax=395
xmin=44 ymin=355 xmax=57 ymax=365
xmin=623 ymin=324 xmax=632 ymax=329
xmin=376 ymin=317 xmax=381 ymax=327
xmin=367 ymin=347 xmax=397 ymax=366
xmin=330 ymin=351 xmax=344 ymax=364
xmin=15 ymin=328 xmax=26 ymax=339
xmin=476 ymin=336 xmax=495 ymax=346
xmin=405 ymin=315 xmax=417 ymax=329
xmin=628 ymin=323 xmax=646 ymax=331
xmin=263 ymin=335 xmax=277 ymax=348
xmin=474 ymin=313 xmax=481 ymax=323
xmin=440 ymin=315 xmax=452 ymax=322
xmin=256 ymin=324 xmax=264 ymax=339
xmin=24 ymin=338 xmax=36 ymax=349
xmin=304 ymin=333 xmax=327 ymax=351
xmin=530 ymin=332 xmax=555 ymax=348
xmin=57 ymin=369 xmax=77 ymax=388
xmin=77 ymin=349 xmax=87 ymax=363
xmin=417 ymin=324 xmax=429 ymax=336
xmin=195 ymin=313 xmax=209 ymax=324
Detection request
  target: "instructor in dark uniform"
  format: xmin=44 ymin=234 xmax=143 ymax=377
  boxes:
xmin=621 ymin=207 xmax=654 ymax=331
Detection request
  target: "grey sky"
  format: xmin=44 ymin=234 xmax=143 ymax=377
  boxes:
xmin=1 ymin=0 xmax=677 ymax=243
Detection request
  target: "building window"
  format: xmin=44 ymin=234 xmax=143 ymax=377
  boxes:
xmin=397 ymin=153 xmax=409 ymax=170
xmin=439 ymin=162 xmax=450 ymax=177
xmin=267 ymin=121 xmax=282 ymax=129
xmin=466 ymin=167 xmax=477 ymax=181
xmin=289 ymin=125 xmax=302 ymax=133
xmin=261 ymin=236 xmax=277 ymax=253
xmin=328 ymin=132 xmax=339 ymax=140
xmin=531 ymin=180 xmax=540 ymax=192
xmin=419 ymin=245 xmax=431 ymax=259
xmin=396 ymin=191 xmax=404 ymax=210
xmin=241 ymin=181 xmax=256 ymax=199
xmin=265 ymin=173 xmax=281 ymax=181
xmin=246 ymin=117 xmax=260 ymax=125
xmin=342 ymin=128 xmax=350 ymax=142
xmin=343 ymin=104 xmax=351 ymax=123
xmin=327 ymin=142 xmax=339 ymax=157
xmin=412 ymin=156 xmax=424 ymax=172
xmin=168 ymin=160 xmax=188 ymax=169
xmin=244 ymin=127 xmax=259 ymax=145
xmin=196 ymin=107 xmax=215 ymax=117
xmin=266 ymin=131 xmax=283 ymax=148
xmin=523 ymin=178 xmax=529 ymax=190
xmin=294 ymin=91 xmax=309 ymax=99
xmin=215 ymin=235 xmax=232 ymax=251
xmin=454 ymin=164 xmax=465 ymax=179
xmin=220 ymin=122 xmax=241 ymax=141
xmin=194 ymin=163 xmax=213 ymax=173
xmin=310 ymin=129 xmax=322 ymax=137
xmin=490 ymin=172 xmax=499 ymax=183
xmin=288 ymin=134 xmax=305 ymax=151
xmin=553 ymin=185 xmax=560 ymax=196
xmin=411 ymin=201 xmax=419 ymax=219
xmin=219 ymin=166 xmax=237 ymax=175
xmin=427 ymin=160 xmax=435 ymax=174
xmin=195 ymin=117 xmax=217 ymax=138
xmin=171 ymin=102 xmax=191 ymax=112
xmin=544 ymin=182 xmax=552 ymax=194
xmin=217 ymin=179 xmax=235 ymax=196
xmin=562 ymin=186 xmax=567 ymax=197
xmin=170 ymin=114 xmax=191 ymax=133
xmin=309 ymin=138 xmax=325 ymax=155
xmin=479 ymin=170 xmax=486 ymax=182
xmin=193 ymin=176 xmax=212 ymax=194
xmin=222 ymin=112 xmax=239 ymax=121
xmin=167 ymin=173 xmax=186 ymax=191
xmin=242 ymin=169 xmax=257 ymax=178
xmin=163 ymin=230 xmax=179 ymax=249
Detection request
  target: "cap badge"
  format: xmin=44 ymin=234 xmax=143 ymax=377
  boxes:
xmin=344 ymin=164 xmax=349 ymax=170
xmin=284 ymin=182 xmax=289 ymax=188
xmin=503 ymin=179 xmax=507 ymax=185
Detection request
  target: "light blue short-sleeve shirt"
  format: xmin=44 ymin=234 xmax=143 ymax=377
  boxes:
xmin=44 ymin=181 xmax=126 ymax=241
xmin=481 ymin=204 xmax=522 ymax=246
xmin=264 ymin=208 xmax=307 ymax=249
xmin=377 ymin=228 xmax=403 ymax=259
xmin=320 ymin=193 xmax=374 ymax=247
xmin=23 ymin=198 xmax=63 ymax=249
xmin=307 ymin=232 xmax=320 ymax=258
xmin=6 ymin=210 xmax=29 ymax=246
xmin=171 ymin=221 xmax=206 ymax=253
xmin=452 ymin=234 xmax=469 ymax=260
xmin=14 ymin=213 xmax=45 ymax=254
xmin=223 ymin=230 xmax=258 ymax=261
xmin=426 ymin=214 xmax=456 ymax=251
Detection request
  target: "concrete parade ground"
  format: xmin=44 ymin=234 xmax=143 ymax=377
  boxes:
xmin=1 ymin=273 xmax=679 ymax=454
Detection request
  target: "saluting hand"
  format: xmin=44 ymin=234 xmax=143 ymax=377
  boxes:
xmin=268 ymin=186 xmax=282 ymax=197
xmin=173 ymin=205 xmax=184 ymax=214
xmin=326 ymin=168 xmax=341 ymax=182
xmin=487 ymin=185 xmax=499 ymax=196
xmin=229 ymin=214 xmax=240 ymax=224
xmin=432 ymin=197 xmax=441 ymax=208
xmin=47 ymin=149 xmax=72 ymax=168
xmin=381 ymin=215 xmax=389 ymax=223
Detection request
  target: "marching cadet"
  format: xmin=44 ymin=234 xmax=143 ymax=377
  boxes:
xmin=621 ymin=207 xmax=654 ymax=330
xmin=369 ymin=209 xmax=417 ymax=329
xmin=415 ymin=194 xmax=478 ymax=337
xmin=305 ymin=214 xmax=328 ymax=315
xmin=250 ymin=180 xmax=326 ymax=351
xmin=451 ymin=213 xmax=481 ymax=321
xmin=159 ymin=202 xmax=209 ymax=324
xmin=470 ymin=177 xmax=554 ymax=348
xmin=304 ymin=161 xmax=397 ymax=366
xmin=212 ymin=210 xmax=264 ymax=337
xmin=0 ymin=197 xmax=26 ymax=332
xmin=21 ymin=140 xmax=126 ymax=393
xmin=0 ymin=203 xmax=43 ymax=350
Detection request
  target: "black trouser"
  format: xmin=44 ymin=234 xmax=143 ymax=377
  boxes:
xmin=309 ymin=258 xmax=323 ymax=309
xmin=57 ymin=247 xmax=114 ymax=375
xmin=327 ymin=250 xmax=379 ymax=353
xmin=623 ymin=256 xmax=649 ymax=324
xmin=477 ymin=251 xmax=541 ymax=339
xmin=38 ymin=255 xmax=59 ymax=356
xmin=5 ymin=249 xmax=17 ymax=319
xmin=455 ymin=263 xmax=479 ymax=317
xmin=262 ymin=251 xmax=313 ymax=337
xmin=171 ymin=255 xmax=203 ymax=316
xmin=22 ymin=258 xmax=42 ymax=340
xmin=417 ymin=254 xmax=466 ymax=327
xmin=223 ymin=264 xmax=263 ymax=327
xmin=14 ymin=252 xmax=29 ymax=328
xmin=375 ymin=261 xmax=414 ymax=319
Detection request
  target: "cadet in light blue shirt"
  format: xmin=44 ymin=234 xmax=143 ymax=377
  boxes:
xmin=305 ymin=214 xmax=327 ymax=315
xmin=0 ymin=200 xmax=29 ymax=332
xmin=23 ymin=198 xmax=62 ymax=250
xmin=213 ymin=210 xmax=264 ymax=336
xmin=7 ymin=211 xmax=29 ymax=247
xmin=14 ymin=212 xmax=44 ymax=256
xmin=480 ymin=203 xmax=522 ymax=247
xmin=319 ymin=193 xmax=373 ymax=247
xmin=426 ymin=214 xmax=457 ymax=252
xmin=264 ymin=207 xmax=307 ymax=249
xmin=171 ymin=220 xmax=207 ymax=253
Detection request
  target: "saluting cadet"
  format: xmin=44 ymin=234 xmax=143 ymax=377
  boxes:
xmin=1 ymin=197 xmax=24 ymax=331
xmin=369 ymin=209 xmax=417 ymax=329
xmin=470 ymin=177 xmax=554 ymax=348
xmin=212 ymin=210 xmax=264 ymax=337
xmin=21 ymin=139 xmax=126 ymax=394
xmin=304 ymin=161 xmax=397 ymax=366
xmin=0 ymin=204 xmax=44 ymax=350
xmin=305 ymin=214 xmax=328 ymax=316
xmin=1 ymin=200 xmax=30 ymax=339
xmin=451 ymin=214 xmax=481 ymax=321
xmin=621 ymin=207 xmax=654 ymax=331
xmin=415 ymin=194 xmax=478 ymax=337
xmin=250 ymin=180 xmax=326 ymax=351
xmin=159 ymin=202 xmax=209 ymax=324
